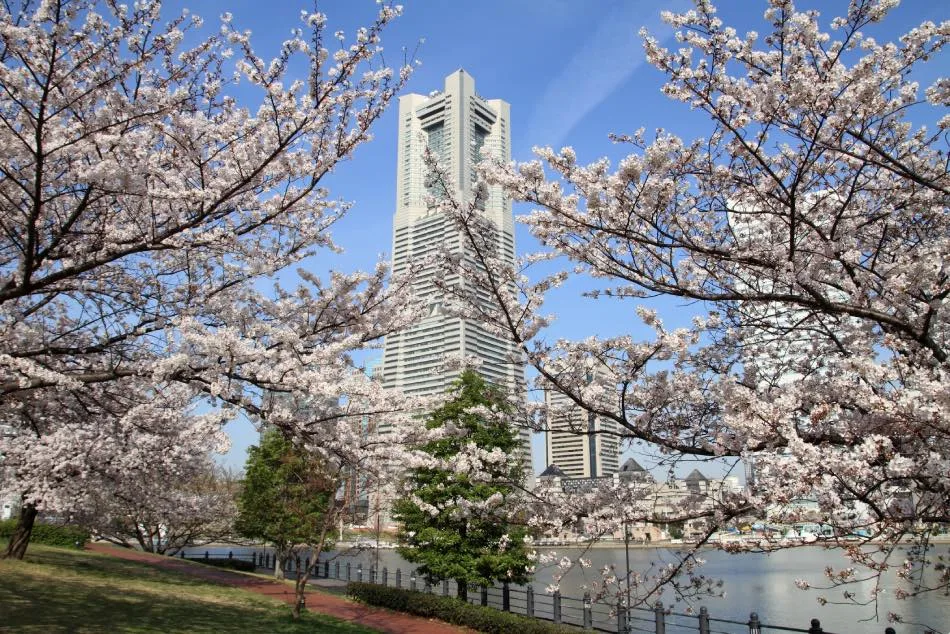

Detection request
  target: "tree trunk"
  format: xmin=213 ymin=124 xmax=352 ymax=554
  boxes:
xmin=274 ymin=549 xmax=286 ymax=580
xmin=291 ymin=501 xmax=336 ymax=619
xmin=292 ymin=572 xmax=308 ymax=619
xmin=2 ymin=503 xmax=38 ymax=560
xmin=456 ymin=578 xmax=468 ymax=601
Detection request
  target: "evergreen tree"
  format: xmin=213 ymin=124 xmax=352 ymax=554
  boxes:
xmin=394 ymin=370 xmax=531 ymax=600
xmin=235 ymin=430 xmax=335 ymax=582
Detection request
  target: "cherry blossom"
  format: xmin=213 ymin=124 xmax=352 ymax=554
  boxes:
xmin=436 ymin=0 xmax=948 ymax=622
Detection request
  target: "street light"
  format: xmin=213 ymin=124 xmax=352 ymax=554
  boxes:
xmin=623 ymin=515 xmax=632 ymax=632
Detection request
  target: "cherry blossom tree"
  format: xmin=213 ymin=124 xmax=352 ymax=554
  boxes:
xmin=436 ymin=0 xmax=948 ymax=623
xmin=78 ymin=455 xmax=238 ymax=556
xmin=0 ymin=0 xmax=419 ymax=560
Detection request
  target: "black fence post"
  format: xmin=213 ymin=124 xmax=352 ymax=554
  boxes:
xmin=617 ymin=599 xmax=627 ymax=634
xmin=808 ymin=618 xmax=823 ymax=634
xmin=228 ymin=551 xmax=233 ymax=559
xmin=526 ymin=585 xmax=535 ymax=618
xmin=324 ymin=560 xmax=330 ymax=578
xmin=395 ymin=568 xmax=402 ymax=588
xmin=749 ymin=612 xmax=761 ymax=634
xmin=583 ymin=592 xmax=592 ymax=629
xmin=480 ymin=585 xmax=488 ymax=607
xmin=334 ymin=561 xmax=340 ymax=579
xmin=305 ymin=557 xmax=310 ymax=573
xmin=502 ymin=581 xmax=510 ymax=611
xmin=442 ymin=579 xmax=449 ymax=596
xmin=204 ymin=551 xmax=209 ymax=560
xmin=655 ymin=601 xmax=665 ymax=634
xmin=346 ymin=562 xmax=351 ymax=581
xmin=357 ymin=564 xmax=363 ymax=582
xmin=382 ymin=567 xmax=388 ymax=586
xmin=370 ymin=566 xmax=376 ymax=584
xmin=699 ymin=606 xmax=710 ymax=634
xmin=295 ymin=555 xmax=300 ymax=572
xmin=553 ymin=591 xmax=562 ymax=624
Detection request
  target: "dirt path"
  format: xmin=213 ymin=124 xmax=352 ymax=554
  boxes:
xmin=86 ymin=543 xmax=470 ymax=634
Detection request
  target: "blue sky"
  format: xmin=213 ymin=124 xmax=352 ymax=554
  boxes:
xmin=191 ymin=0 xmax=945 ymax=474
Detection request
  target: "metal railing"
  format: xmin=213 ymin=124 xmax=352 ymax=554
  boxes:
xmin=179 ymin=551 xmax=935 ymax=634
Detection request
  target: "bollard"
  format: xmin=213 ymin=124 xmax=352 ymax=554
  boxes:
xmin=480 ymin=585 xmax=488 ymax=607
xmin=808 ymin=618 xmax=823 ymax=634
xmin=553 ymin=591 xmax=562 ymax=624
xmin=749 ymin=612 xmax=761 ymax=634
xmin=527 ymin=585 xmax=535 ymax=618
xmin=699 ymin=606 xmax=710 ymax=634
xmin=655 ymin=601 xmax=666 ymax=634
xmin=382 ymin=567 xmax=388 ymax=586
xmin=442 ymin=579 xmax=449 ymax=596
xmin=503 ymin=581 xmax=510 ymax=611
xmin=583 ymin=592 xmax=592 ymax=630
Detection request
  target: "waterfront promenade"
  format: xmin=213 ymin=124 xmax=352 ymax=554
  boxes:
xmin=86 ymin=544 xmax=469 ymax=634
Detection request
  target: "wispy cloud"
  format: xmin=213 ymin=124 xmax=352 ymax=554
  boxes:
xmin=522 ymin=0 xmax=688 ymax=151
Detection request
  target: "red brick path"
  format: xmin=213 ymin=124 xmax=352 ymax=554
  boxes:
xmin=86 ymin=543 xmax=470 ymax=634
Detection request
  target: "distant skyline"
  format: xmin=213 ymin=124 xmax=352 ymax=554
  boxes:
xmin=200 ymin=0 xmax=944 ymax=475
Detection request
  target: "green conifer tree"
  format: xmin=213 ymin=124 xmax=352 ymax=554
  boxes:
xmin=394 ymin=370 xmax=531 ymax=601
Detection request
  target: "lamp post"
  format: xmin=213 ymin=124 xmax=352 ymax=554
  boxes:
xmin=623 ymin=515 xmax=632 ymax=634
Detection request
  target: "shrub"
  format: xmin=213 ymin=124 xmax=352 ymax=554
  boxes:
xmin=0 ymin=519 xmax=90 ymax=548
xmin=346 ymin=582 xmax=577 ymax=634
xmin=193 ymin=556 xmax=257 ymax=572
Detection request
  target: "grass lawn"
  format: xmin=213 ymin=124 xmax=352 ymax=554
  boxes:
xmin=0 ymin=544 xmax=378 ymax=633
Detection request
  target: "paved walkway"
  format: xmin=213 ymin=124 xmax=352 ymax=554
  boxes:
xmin=86 ymin=544 xmax=470 ymax=634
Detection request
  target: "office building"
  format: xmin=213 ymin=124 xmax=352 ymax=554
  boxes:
xmin=543 ymin=375 xmax=621 ymax=479
xmin=380 ymin=70 xmax=529 ymax=456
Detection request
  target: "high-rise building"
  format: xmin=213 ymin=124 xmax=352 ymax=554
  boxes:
xmin=380 ymin=70 xmax=529 ymax=456
xmin=544 ymin=375 xmax=621 ymax=479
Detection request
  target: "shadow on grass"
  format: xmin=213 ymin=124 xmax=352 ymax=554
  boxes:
xmin=0 ymin=546 xmax=376 ymax=634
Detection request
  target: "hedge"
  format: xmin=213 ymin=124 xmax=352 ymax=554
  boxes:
xmin=0 ymin=519 xmax=90 ymax=548
xmin=346 ymin=582 xmax=577 ymax=634
xmin=193 ymin=557 xmax=257 ymax=572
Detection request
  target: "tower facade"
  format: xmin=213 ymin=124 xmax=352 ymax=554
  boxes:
xmin=381 ymin=70 xmax=528 ymax=455
xmin=543 ymin=374 xmax=621 ymax=479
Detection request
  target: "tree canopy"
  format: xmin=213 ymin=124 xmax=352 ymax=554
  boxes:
xmin=394 ymin=370 xmax=532 ymax=600
xmin=236 ymin=429 xmax=335 ymax=578
xmin=433 ymin=0 xmax=949 ymax=621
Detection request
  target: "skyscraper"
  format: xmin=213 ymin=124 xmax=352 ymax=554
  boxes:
xmin=381 ymin=70 xmax=529 ymax=455
xmin=543 ymin=374 xmax=621 ymax=479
